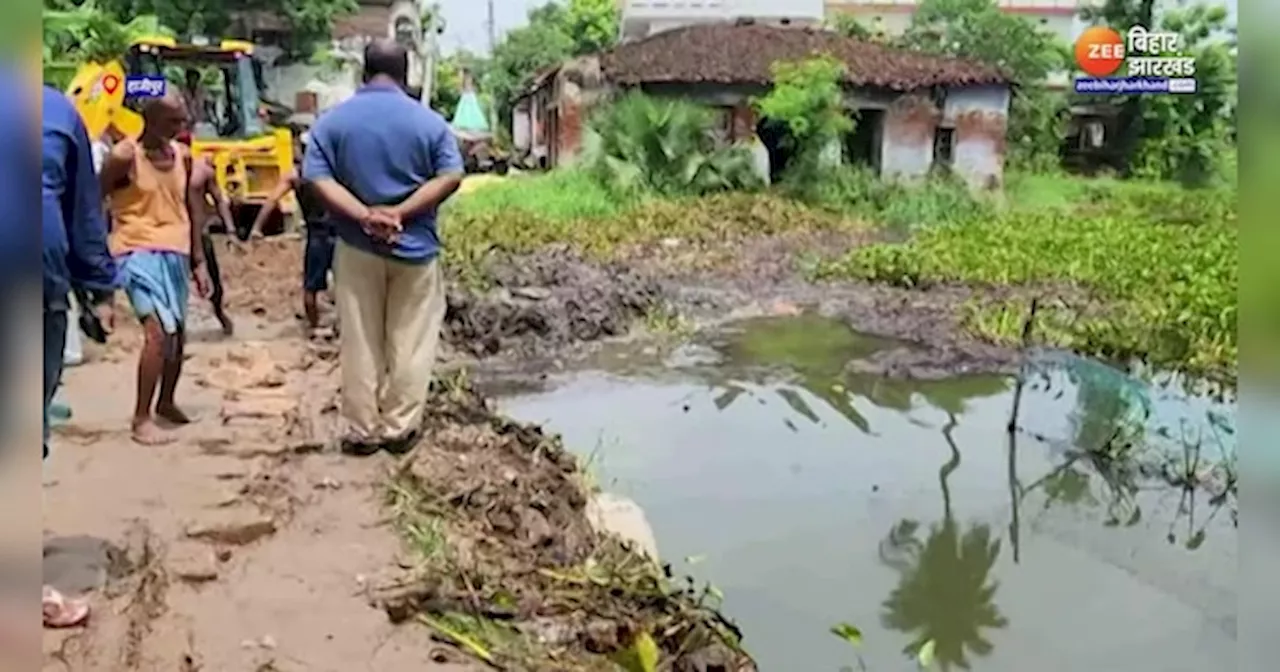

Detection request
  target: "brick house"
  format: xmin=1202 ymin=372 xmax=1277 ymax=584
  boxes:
xmin=511 ymin=23 xmax=1014 ymax=188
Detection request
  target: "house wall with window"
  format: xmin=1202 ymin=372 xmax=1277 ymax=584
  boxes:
xmin=513 ymin=24 xmax=1013 ymax=188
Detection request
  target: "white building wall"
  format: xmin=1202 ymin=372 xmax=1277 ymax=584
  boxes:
xmin=943 ymin=85 xmax=1011 ymax=189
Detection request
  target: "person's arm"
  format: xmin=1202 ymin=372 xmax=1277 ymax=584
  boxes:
xmin=98 ymin=140 xmax=135 ymax=195
xmin=249 ymin=171 xmax=296 ymax=236
xmin=62 ymin=115 xmax=117 ymax=298
xmin=390 ymin=121 xmax=465 ymax=220
xmin=208 ymin=177 xmax=234 ymax=234
xmin=301 ymin=123 xmax=374 ymax=222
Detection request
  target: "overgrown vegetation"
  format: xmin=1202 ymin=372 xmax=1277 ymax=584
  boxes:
xmin=812 ymin=183 xmax=1237 ymax=383
xmin=588 ymin=92 xmax=762 ymax=197
xmin=443 ymin=173 xmax=858 ymax=287
xmin=754 ymin=55 xmax=852 ymax=194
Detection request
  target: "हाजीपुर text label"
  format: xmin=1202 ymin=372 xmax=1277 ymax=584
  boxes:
xmin=123 ymin=75 xmax=166 ymax=98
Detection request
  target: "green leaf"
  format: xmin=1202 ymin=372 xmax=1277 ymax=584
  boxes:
xmin=917 ymin=639 xmax=937 ymax=669
xmin=829 ymin=622 xmax=863 ymax=647
xmin=611 ymin=631 xmax=660 ymax=672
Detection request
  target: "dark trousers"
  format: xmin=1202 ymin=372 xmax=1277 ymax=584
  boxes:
xmin=43 ymin=309 xmax=68 ymax=461
xmin=200 ymin=231 xmax=228 ymax=323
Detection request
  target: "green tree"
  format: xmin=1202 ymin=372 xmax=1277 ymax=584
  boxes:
xmin=1080 ymin=0 xmax=1236 ymax=183
xmin=485 ymin=0 xmax=619 ymax=132
xmin=43 ymin=1 xmax=171 ymax=88
xmin=828 ymin=12 xmax=892 ymax=44
xmin=45 ymin=0 xmax=356 ymax=58
xmin=564 ymin=0 xmax=619 ymax=55
xmin=754 ymin=56 xmax=853 ymax=194
xmin=900 ymin=0 xmax=1070 ymax=170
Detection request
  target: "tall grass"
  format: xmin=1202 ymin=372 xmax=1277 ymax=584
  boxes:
xmin=806 ymin=166 xmax=992 ymax=232
xmin=446 ymin=170 xmax=630 ymax=223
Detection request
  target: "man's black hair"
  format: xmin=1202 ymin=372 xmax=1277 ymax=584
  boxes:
xmin=363 ymin=39 xmax=409 ymax=86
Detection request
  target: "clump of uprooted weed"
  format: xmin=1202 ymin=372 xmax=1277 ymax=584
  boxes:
xmin=377 ymin=372 xmax=754 ymax=671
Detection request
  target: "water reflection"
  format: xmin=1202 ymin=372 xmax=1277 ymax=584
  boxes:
xmin=496 ymin=315 xmax=1238 ymax=670
xmin=708 ymin=315 xmax=1010 ymax=433
xmin=879 ymin=415 xmax=1008 ymax=670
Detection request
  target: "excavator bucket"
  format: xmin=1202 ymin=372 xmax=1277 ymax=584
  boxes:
xmin=64 ymin=60 xmax=141 ymax=140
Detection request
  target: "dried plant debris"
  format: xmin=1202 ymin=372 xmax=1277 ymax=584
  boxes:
xmin=376 ymin=373 xmax=755 ymax=671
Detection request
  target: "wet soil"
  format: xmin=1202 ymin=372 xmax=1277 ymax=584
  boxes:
xmin=373 ymin=377 xmax=751 ymax=670
xmin=212 ymin=229 xmax=1052 ymax=380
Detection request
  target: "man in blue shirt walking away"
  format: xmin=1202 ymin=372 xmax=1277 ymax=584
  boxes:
xmin=303 ymin=39 xmax=464 ymax=456
xmin=41 ymin=84 xmax=118 ymax=627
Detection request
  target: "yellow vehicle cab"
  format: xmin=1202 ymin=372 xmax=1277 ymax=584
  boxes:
xmin=66 ymin=36 xmax=296 ymax=236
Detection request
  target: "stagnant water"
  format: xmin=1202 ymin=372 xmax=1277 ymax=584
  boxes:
xmin=498 ymin=315 xmax=1237 ymax=672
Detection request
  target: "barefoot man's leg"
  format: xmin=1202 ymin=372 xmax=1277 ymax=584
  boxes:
xmin=155 ymin=328 xmax=192 ymax=424
xmin=119 ymin=250 xmax=191 ymax=444
xmin=131 ymin=317 xmax=173 ymax=444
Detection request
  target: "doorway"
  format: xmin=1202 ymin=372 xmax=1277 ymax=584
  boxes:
xmin=756 ymin=118 xmax=795 ymax=182
xmin=844 ymin=108 xmax=884 ymax=171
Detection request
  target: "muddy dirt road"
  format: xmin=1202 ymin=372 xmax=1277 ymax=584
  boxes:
xmin=43 ymin=312 xmax=481 ymax=671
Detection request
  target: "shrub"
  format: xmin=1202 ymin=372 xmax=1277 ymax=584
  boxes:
xmin=588 ymin=92 xmax=762 ymax=197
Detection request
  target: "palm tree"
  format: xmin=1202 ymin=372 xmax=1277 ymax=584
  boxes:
xmin=878 ymin=415 xmax=1008 ymax=670
xmin=589 ymin=91 xmax=762 ymax=197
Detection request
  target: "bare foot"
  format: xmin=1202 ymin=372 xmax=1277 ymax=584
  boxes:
xmin=131 ymin=418 xmax=175 ymax=445
xmin=43 ymin=586 xmax=89 ymax=628
xmin=155 ymin=404 xmax=194 ymax=425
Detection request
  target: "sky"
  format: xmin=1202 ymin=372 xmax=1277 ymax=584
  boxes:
xmin=434 ymin=0 xmax=1238 ymax=54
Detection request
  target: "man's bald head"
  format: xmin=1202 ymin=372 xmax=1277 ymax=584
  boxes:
xmin=140 ymin=89 xmax=189 ymax=143
xmin=363 ymin=39 xmax=408 ymax=87
xmin=142 ymin=89 xmax=185 ymax=119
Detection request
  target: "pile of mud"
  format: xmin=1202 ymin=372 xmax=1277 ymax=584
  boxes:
xmin=444 ymin=247 xmax=667 ymax=358
xmin=215 ymin=235 xmax=305 ymax=322
xmin=375 ymin=376 xmax=754 ymax=671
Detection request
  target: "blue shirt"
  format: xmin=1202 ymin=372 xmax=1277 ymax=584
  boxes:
xmin=42 ymin=86 xmax=116 ymax=310
xmin=302 ymin=82 xmax=464 ymax=263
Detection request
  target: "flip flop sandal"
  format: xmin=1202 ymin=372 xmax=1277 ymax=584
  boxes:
xmin=42 ymin=586 xmax=89 ymax=628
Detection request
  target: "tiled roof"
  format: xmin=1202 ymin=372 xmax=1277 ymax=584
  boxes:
xmin=601 ymin=23 xmax=1009 ymax=90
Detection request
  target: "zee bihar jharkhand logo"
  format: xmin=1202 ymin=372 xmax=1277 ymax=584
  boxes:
xmin=1074 ymin=25 xmax=1196 ymax=78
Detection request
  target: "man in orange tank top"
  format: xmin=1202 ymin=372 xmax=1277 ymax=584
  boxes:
xmin=100 ymin=92 xmax=212 ymax=445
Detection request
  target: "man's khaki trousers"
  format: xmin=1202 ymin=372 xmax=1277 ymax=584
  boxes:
xmin=333 ymin=240 xmax=447 ymax=442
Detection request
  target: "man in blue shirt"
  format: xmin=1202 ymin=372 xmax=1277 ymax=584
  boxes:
xmin=303 ymin=39 xmax=464 ymax=456
xmin=41 ymin=84 xmax=117 ymax=627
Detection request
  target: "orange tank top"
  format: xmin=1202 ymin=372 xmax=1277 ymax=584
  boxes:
xmin=108 ymin=140 xmax=192 ymax=257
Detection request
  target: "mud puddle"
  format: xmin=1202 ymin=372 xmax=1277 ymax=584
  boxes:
xmin=495 ymin=315 xmax=1238 ymax=671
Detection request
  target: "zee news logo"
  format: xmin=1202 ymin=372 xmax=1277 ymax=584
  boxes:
xmin=124 ymin=75 xmax=166 ymax=98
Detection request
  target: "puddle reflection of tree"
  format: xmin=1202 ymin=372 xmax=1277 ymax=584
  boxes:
xmin=877 ymin=416 xmax=1008 ymax=671
xmin=705 ymin=316 xmax=1010 ymax=434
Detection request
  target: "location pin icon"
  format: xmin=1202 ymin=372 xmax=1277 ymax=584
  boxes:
xmin=102 ymin=75 xmax=119 ymax=95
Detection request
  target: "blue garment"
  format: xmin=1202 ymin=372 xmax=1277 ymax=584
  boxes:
xmin=42 ymin=86 xmax=117 ymax=310
xmin=119 ymin=251 xmax=190 ymax=334
xmin=303 ymin=227 xmax=335 ymax=292
xmin=302 ymin=82 xmax=464 ymax=264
